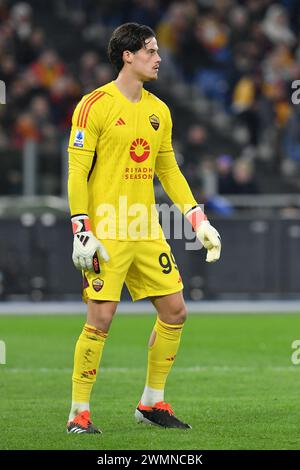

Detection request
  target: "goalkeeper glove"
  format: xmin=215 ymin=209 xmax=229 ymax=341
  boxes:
xmin=71 ymin=215 xmax=109 ymax=273
xmin=186 ymin=206 xmax=221 ymax=263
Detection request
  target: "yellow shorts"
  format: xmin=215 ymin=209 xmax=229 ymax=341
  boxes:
xmin=82 ymin=238 xmax=183 ymax=302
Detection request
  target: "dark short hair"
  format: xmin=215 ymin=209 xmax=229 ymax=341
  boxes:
xmin=108 ymin=23 xmax=155 ymax=73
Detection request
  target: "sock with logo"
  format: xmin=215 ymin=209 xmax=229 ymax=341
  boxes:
xmin=69 ymin=323 xmax=107 ymax=421
xmin=141 ymin=317 xmax=184 ymax=407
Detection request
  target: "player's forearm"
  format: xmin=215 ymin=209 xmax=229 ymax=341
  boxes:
xmin=159 ymin=164 xmax=221 ymax=263
xmin=157 ymin=164 xmax=198 ymax=214
xmin=68 ymin=152 xmax=92 ymax=216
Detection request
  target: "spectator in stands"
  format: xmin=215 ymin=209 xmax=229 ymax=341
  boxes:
xmin=283 ymin=105 xmax=300 ymax=162
xmin=231 ymin=158 xmax=259 ymax=194
xmin=232 ymin=72 xmax=261 ymax=146
xmin=262 ymin=4 xmax=296 ymax=46
xmin=2 ymin=0 xmax=300 ymax=197
xmin=49 ymin=76 xmax=81 ymax=130
xmin=126 ymin=0 xmax=163 ymax=30
xmin=78 ymin=51 xmax=101 ymax=92
xmin=216 ymin=154 xmax=235 ymax=195
xmin=30 ymin=49 xmax=65 ymax=89
xmin=12 ymin=111 xmax=40 ymax=148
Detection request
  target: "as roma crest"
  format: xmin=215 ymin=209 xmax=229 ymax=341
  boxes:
xmin=149 ymin=114 xmax=160 ymax=130
xmin=92 ymin=278 xmax=104 ymax=292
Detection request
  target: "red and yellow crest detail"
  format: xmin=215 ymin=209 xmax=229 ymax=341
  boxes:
xmin=92 ymin=278 xmax=104 ymax=292
xmin=130 ymin=138 xmax=150 ymax=163
xmin=149 ymin=114 xmax=160 ymax=130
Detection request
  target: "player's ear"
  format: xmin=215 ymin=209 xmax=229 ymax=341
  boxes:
xmin=122 ymin=50 xmax=133 ymax=65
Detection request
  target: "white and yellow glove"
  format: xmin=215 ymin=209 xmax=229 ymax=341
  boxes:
xmin=71 ymin=215 xmax=109 ymax=273
xmin=186 ymin=206 xmax=221 ymax=263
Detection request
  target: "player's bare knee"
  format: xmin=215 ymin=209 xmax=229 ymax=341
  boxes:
xmin=87 ymin=299 xmax=117 ymax=331
xmin=165 ymin=303 xmax=187 ymax=325
xmin=176 ymin=304 xmax=187 ymax=324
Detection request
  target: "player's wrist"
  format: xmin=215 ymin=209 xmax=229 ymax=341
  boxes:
xmin=185 ymin=205 xmax=208 ymax=232
xmin=71 ymin=214 xmax=91 ymax=234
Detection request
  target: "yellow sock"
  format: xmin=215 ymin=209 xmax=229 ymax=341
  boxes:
xmin=72 ymin=323 xmax=107 ymax=403
xmin=142 ymin=317 xmax=183 ymax=405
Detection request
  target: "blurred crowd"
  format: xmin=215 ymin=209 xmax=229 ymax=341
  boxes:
xmin=1 ymin=0 xmax=300 ymax=199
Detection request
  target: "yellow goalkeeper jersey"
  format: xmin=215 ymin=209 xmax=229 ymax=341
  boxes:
xmin=68 ymin=81 xmax=197 ymax=240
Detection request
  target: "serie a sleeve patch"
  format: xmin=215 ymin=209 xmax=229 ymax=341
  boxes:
xmin=74 ymin=129 xmax=85 ymax=147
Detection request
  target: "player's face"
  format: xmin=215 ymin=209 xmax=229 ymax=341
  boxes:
xmin=131 ymin=37 xmax=161 ymax=81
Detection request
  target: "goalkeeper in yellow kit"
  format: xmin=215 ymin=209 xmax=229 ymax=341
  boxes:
xmin=67 ymin=23 xmax=221 ymax=434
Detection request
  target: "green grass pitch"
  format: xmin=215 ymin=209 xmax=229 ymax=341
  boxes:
xmin=0 ymin=312 xmax=300 ymax=450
